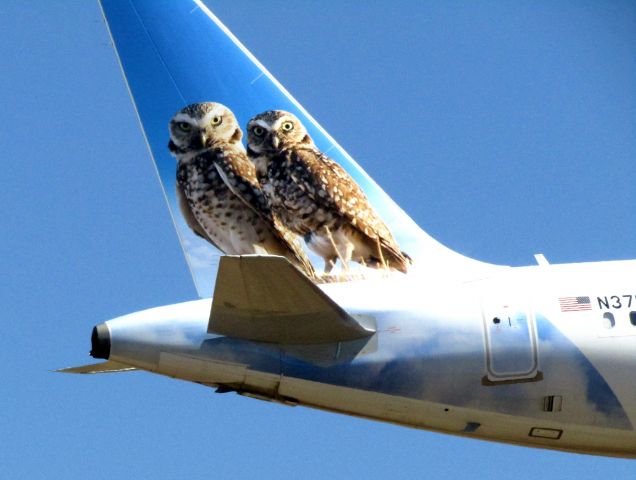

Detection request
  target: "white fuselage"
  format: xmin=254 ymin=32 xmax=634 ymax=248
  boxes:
xmin=101 ymin=259 xmax=636 ymax=458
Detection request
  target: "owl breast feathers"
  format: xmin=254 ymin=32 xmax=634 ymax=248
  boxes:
xmin=247 ymin=110 xmax=410 ymax=274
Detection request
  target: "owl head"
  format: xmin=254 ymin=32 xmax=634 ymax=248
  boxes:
xmin=168 ymin=102 xmax=242 ymax=155
xmin=246 ymin=110 xmax=314 ymax=155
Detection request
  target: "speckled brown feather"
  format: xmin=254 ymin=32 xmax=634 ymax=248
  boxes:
xmin=176 ymin=180 xmax=225 ymax=252
xmin=265 ymin=145 xmax=409 ymax=273
xmin=170 ymin=103 xmax=316 ymax=278
xmin=211 ymin=146 xmax=316 ymax=278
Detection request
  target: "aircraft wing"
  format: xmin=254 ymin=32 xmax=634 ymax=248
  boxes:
xmin=209 ymin=256 xmax=375 ymax=344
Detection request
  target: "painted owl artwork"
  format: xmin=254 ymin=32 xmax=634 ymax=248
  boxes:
xmin=168 ymin=102 xmax=315 ymax=278
xmin=246 ymin=110 xmax=411 ymax=275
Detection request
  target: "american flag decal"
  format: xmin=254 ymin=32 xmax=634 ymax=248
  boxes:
xmin=559 ymin=296 xmax=592 ymax=312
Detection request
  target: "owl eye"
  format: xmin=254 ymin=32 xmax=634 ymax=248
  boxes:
xmin=281 ymin=121 xmax=294 ymax=132
xmin=211 ymin=116 xmax=222 ymax=126
xmin=252 ymin=126 xmax=265 ymax=137
xmin=177 ymin=122 xmax=191 ymax=132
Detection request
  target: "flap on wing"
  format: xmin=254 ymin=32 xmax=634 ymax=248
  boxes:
xmin=55 ymin=361 xmax=137 ymax=374
xmin=209 ymin=256 xmax=375 ymax=344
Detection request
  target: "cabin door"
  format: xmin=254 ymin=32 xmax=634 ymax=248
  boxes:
xmin=481 ymin=298 xmax=540 ymax=384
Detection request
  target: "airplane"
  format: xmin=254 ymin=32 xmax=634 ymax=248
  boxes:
xmin=59 ymin=0 xmax=636 ymax=459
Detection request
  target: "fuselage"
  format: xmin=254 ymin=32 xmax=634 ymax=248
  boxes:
xmin=97 ymin=258 xmax=636 ymax=457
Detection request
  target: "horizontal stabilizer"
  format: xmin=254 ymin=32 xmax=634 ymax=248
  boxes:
xmin=55 ymin=361 xmax=137 ymax=374
xmin=209 ymin=256 xmax=375 ymax=344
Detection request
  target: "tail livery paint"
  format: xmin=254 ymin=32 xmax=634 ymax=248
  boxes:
xmin=99 ymin=0 xmax=497 ymax=296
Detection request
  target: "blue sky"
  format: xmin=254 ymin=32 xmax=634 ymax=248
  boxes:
xmin=2 ymin=1 xmax=635 ymax=479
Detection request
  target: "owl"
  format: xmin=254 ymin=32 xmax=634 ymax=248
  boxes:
xmin=168 ymin=102 xmax=315 ymax=278
xmin=246 ymin=110 xmax=410 ymax=274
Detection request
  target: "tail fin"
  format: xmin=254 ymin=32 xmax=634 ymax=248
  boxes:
xmin=99 ymin=0 xmax=499 ymax=297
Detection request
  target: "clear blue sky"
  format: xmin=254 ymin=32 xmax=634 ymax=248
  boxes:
xmin=2 ymin=1 xmax=635 ymax=478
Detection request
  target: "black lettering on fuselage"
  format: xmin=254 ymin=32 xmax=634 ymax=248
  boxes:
xmin=597 ymin=295 xmax=636 ymax=310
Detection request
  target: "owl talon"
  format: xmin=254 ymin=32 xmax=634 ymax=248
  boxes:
xmin=323 ymin=257 xmax=337 ymax=275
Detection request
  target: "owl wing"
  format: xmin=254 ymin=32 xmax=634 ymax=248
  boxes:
xmin=209 ymin=149 xmax=316 ymax=278
xmin=176 ymin=172 xmax=226 ymax=253
xmin=286 ymin=148 xmax=408 ymax=268
xmin=209 ymin=150 xmax=272 ymax=221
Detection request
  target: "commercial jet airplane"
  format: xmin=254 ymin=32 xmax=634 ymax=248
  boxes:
xmin=60 ymin=0 xmax=636 ymax=458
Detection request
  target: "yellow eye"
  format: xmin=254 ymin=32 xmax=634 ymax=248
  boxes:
xmin=211 ymin=116 xmax=222 ymax=126
xmin=178 ymin=122 xmax=191 ymax=132
xmin=281 ymin=121 xmax=294 ymax=132
xmin=252 ymin=126 xmax=265 ymax=136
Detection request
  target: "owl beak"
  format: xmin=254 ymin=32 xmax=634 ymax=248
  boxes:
xmin=270 ymin=135 xmax=279 ymax=149
xmin=199 ymin=133 xmax=210 ymax=148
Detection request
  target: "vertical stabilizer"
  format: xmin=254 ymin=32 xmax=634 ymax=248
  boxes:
xmin=99 ymin=0 xmax=501 ymax=296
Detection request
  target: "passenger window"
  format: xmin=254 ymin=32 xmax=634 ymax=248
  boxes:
xmin=630 ymin=311 xmax=636 ymax=327
xmin=602 ymin=312 xmax=615 ymax=329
